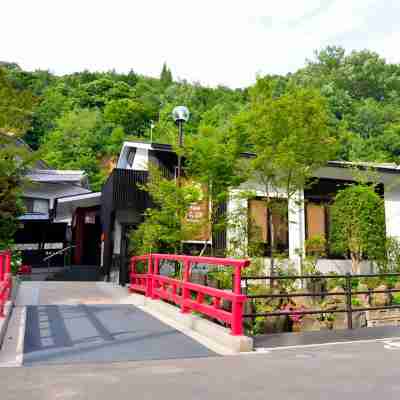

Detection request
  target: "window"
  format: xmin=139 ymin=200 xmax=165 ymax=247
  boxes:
xmin=127 ymin=149 xmax=136 ymax=168
xmin=33 ymin=199 xmax=49 ymax=214
xmin=248 ymin=198 xmax=289 ymax=255
xmin=22 ymin=197 xmax=49 ymax=214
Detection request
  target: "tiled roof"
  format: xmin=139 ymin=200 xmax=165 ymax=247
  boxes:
xmin=327 ymin=161 xmax=400 ymax=174
xmin=18 ymin=212 xmax=49 ymax=221
xmin=26 ymin=169 xmax=87 ymax=183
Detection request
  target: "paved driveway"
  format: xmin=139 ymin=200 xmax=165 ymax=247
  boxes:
xmin=24 ymin=304 xmax=215 ymax=365
xmin=8 ymin=282 xmax=215 ymax=366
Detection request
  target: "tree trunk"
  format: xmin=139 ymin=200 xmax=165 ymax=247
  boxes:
xmin=268 ymin=202 xmax=275 ymax=287
xmin=351 ymin=253 xmax=360 ymax=274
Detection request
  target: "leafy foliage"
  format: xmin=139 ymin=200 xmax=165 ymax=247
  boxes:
xmin=0 ymin=69 xmax=37 ymax=249
xmin=243 ymin=82 xmax=338 ymax=198
xmin=40 ymin=108 xmax=109 ymax=190
xmin=129 ymin=166 xmax=202 ymax=254
xmin=0 ymin=68 xmax=36 ymax=135
xmin=330 ymin=184 xmax=386 ymax=273
xmin=2 ymin=46 xmax=400 ymax=199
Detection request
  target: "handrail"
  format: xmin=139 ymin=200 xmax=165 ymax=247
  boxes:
xmin=43 ymin=245 xmax=76 ymax=262
xmin=242 ymin=272 xmax=400 ymax=331
xmin=0 ymin=250 xmax=12 ymax=318
xmin=129 ymin=253 xmax=250 ymax=335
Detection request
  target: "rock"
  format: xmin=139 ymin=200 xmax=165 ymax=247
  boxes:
xmin=356 ymin=283 xmax=369 ymax=306
xmin=333 ymin=311 xmax=367 ymax=330
xmin=300 ymin=315 xmax=321 ymax=332
xmin=371 ymin=284 xmax=390 ymax=306
xmin=326 ymin=286 xmax=345 ymax=305
xmin=261 ymin=315 xmax=288 ymax=334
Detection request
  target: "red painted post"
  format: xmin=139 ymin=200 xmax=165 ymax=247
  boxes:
xmin=181 ymin=259 xmax=190 ymax=313
xmin=0 ymin=253 xmax=4 ymax=282
xmin=6 ymin=251 xmax=11 ymax=296
xmin=129 ymin=258 xmax=136 ymax=290
xmin=0 ymin=251 xmax=11 ymax=318
xmin=146 ymin=255 xmax=153 ymax=298
xmin=152 ymin=255 xmax=160 ymax=299
xmin=231 ymin=265 xmax=244 ymax=335
xmin=231 ymin=299 xmax=244 ymax=335
xmin=5 ymin=252 xmax=11 ymax=275
xmin=233 ymin=265 xmax=242 ymax=295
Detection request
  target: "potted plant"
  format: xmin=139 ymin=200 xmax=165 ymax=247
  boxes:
xmin=302 ymin=236 xmax=326 ymax=298
xmin=283 ymin=302 xmax=305 ymax=332
xmin=318 ymin=312 xmax=335 ymax=330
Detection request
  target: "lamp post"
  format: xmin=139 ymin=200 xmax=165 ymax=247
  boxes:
xmin=172 ymin=106 xmax=190 ymax=186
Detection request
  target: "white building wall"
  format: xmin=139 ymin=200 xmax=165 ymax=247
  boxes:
xmin=384 ymin=185 xmax=400 ymax=240
xmin=288 ymin=190 xmax=305 ymax=273
xmin=227 ymin=184 xmax=305 ymax=273
xmin=131 ymin=148 xmax=149 ymax=171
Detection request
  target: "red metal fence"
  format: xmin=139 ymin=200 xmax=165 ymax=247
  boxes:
xmin=0 ymin=251 xmax=12 ymax=318
xmin=129 ymin=254 xmax=250 ymax=335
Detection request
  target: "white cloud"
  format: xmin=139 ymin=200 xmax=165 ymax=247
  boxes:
xmin=1 ymin=0 xmax=399 ymax=88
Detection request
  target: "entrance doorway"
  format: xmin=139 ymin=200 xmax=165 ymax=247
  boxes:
xmin=119 ymin=224 xmax=136 ymax=286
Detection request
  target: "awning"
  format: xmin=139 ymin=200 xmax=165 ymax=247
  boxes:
xmin=55 ymin=192 xmax=102 ymax=223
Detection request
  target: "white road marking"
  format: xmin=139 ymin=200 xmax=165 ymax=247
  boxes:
xmin=383 ymin=340 xmax=400 ymax=350
xmin=244 ymin=336 xmax=400 ymax=354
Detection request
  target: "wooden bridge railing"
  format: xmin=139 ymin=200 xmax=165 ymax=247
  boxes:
xmin=129 ymin=254 xmax=250 ymax=336
xmin=0 ymin=251 xmax=12 ymax=318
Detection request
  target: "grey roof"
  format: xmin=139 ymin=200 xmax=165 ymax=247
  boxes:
xmin=26 ymin=169 xmax=87 ymax=183
xmin=327 ymin=161 xmax=400 ymax=174
xmin=18 ymin=212 xmax=49 ymax=221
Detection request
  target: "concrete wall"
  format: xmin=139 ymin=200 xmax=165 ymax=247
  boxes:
xmin=131 ymin=148 xmax=149 ymax=171
xmin=254 ymin=257 xmax=372 ymax=275
xmin=117 ymin=142 xmax=151 ymax=170
xmin=384 ymin=184 xmax=400 ymax=240
xmin=288 ymin=191 xmax=305 ymax=273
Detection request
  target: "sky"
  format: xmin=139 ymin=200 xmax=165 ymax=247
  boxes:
xmin=2 ymin=0 xmax=400 ymax=88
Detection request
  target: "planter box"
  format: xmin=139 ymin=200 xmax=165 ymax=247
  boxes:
xmin=366 ymin=308 xmax=400 ymax=328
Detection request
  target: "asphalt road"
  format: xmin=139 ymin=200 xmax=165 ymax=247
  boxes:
xmin=2 ymin=339 xmax=400 ymax=399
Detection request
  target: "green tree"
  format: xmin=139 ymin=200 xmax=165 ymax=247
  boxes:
xmin=184 ymin=124 xmax=247 ymax=255
xmin=238 ymin=81 xmax=337 ymax=267
xmin=40 ymin=109 xmax=108 ymax=190
xmin=330 ymin=184 xmax=386 ymax=273
xmin=104 ymin=98 xmax=151 ymax=136
xmin=25 ymin=84 xmax=74 ymax=149
xmin=0 ymin=137 xmax=29 ymax=249
xmin=0 ymin=68 xmax=36 ymax=248
xmin=130 ymin=166 xmax=201 ymax=254
xmin=0 ymin=68 xmax=36 ymax=134
xmin=160 ymin=63 xmax=173 ymax=87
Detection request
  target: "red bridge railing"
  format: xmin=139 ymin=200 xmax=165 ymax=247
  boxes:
xmin=129 ymin=254 xmax=250 ymax=336
xmin=0 ymin=251 xmax=12 ymax=318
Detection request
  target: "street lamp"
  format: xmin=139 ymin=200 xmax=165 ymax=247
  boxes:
xmin=172 ymin=106 xmax=190 ymax=185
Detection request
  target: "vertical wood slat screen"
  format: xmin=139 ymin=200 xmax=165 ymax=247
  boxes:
xmin=306 ymin=203 xmax=326 ymax=239
xmin=248 ymin=199 xmax=268 ymax=242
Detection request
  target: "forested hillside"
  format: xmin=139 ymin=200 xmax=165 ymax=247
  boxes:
xmin=2 ymin=46 xmax=400 ymax=190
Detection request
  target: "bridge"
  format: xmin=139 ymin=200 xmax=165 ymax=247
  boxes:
xmin=0 ymin=251 xmax=252 ymax=367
